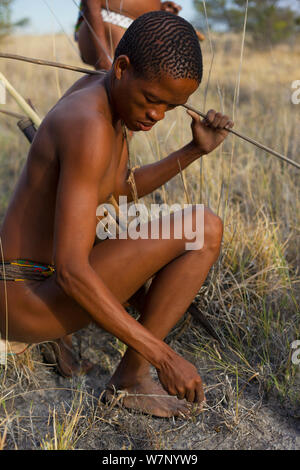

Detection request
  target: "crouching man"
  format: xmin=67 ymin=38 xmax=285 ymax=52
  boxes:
xmin=0 ymin=11 xmax=233 ymax=417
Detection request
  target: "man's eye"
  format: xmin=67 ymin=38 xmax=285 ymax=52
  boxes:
xmin=146 ymin=96 xmax=159 ymax=104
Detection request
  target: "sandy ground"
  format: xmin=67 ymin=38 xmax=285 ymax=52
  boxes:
xmin=2 ymin=320 xmax=299 ymax=450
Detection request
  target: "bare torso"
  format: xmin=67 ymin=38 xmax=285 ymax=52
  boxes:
xmin=0 ymin=74 xmax=125 ymax=265
xmin=0 ymin=12 xmax=227 ymax=417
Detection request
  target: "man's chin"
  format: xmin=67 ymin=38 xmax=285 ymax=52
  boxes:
xmin=123 ymin=119 xmax=155 ymax=132
xmin=120 ymin=118 xmax=137 ymax=132
xmin=126 ymin=122 xmax=140 ymax=132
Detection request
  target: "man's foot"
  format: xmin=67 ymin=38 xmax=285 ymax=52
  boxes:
xmin=41 ymin=336 xmax=93 ymax=378
xmin=105 ymin=376 xmax=203 ymax=418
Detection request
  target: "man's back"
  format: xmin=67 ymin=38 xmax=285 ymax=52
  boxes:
xmin=0 ymin=74 xmax=122 ymax=265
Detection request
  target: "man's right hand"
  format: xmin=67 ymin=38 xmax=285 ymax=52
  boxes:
xmin=157 ymin=351 xmax=205 ymax=404
xmin=161 ymin=1 xmax=182 ymax=15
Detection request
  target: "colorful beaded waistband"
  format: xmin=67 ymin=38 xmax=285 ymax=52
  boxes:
xmin=0 ymin=259 xmax=56 ymax=282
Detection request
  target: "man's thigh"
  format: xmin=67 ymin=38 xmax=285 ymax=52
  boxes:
xmin=89 ymin=203 xmax=205 ymax=299
xmin=5 ymin=208 xmax=200 ymax=342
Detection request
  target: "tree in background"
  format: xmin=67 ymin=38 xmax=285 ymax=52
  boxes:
xmin=193 ymin=0 xmax=300 ymax=46
xmin=0 ymin=0 xmax=29 ymax=39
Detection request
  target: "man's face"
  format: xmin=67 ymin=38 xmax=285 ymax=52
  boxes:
xmin=114 ymin=63 xmax=199 ymax=132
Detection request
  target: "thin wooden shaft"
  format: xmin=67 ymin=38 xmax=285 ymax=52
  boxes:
xmin=0 ymin=72 xmax=42 ymax=127
xmin=0 ymin=109 xmax=26 ymax=120
xmin=0 ymin=52 xmax=105 ymax=76
xmin=1 ymin=53 xmax=299 ymax=170
xmin=183 ymin=103 xmax=300 ymax=171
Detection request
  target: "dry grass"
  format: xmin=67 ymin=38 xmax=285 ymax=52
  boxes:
xmin=0 ymin=31 xmax=299 ymax=449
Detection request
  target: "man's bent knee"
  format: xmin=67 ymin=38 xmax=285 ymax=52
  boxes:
xmin=203 ymin=208 xmax=223 ymax=253
xmin=184 ymin=206 xmax=223 ymax=253
xmin=179 ymin=205 xmax=222 ymax=252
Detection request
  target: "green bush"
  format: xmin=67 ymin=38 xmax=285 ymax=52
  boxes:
xmin=0 ymin=0 xmax=29 ymax=39
xmin=193 ymin=0 xmax=300 ymax=46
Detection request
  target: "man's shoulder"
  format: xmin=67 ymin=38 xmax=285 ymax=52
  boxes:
xmin=45 ymin=101 xmax=114 ymax=173
xmin=49 ymin=100 xmax=113 ymax=140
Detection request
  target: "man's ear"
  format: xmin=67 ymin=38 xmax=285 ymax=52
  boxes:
xmin=113 ymin=55 xmax=131 ymax=80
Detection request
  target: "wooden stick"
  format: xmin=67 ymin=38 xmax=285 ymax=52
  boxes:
xmin=0 ymin=71 xmax=42 ymax=127
xmin=0 ymin=52 xmax=104 ymax=76
xmin=183 ymin=103 xmax=300 ymax=171
xmin=188 ymin=303 xmax=226 ymax=348
xmin=1 ymin=53 xmax=299 ymax=170
xmin=0 ymin=108 xmax=26 ymax=120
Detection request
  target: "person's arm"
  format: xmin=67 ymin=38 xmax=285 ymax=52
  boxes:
xmin=114 ymin=109 xmax=234 ymax=202
xmin=84 ymin=0 xmax=112 ymax=70
xmin=160 ymin=2 xmax=182 ymax=14
xmin=196 ymin=30 xmax=205 ymax=41
xmin=52 ymin=113 xmax=204 ymax=404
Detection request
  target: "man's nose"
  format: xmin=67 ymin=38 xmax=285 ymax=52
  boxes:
xmin=147 ymin=106 xmax=165 ymax=123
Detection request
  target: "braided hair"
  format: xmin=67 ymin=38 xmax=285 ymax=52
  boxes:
xmin=114 ymin=11 xmax=203 ymax=83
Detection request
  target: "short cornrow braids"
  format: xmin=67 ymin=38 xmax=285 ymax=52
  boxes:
xmin=114 ymin=11 xmax=203 ymax=82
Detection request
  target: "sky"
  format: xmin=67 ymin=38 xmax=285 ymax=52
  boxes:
xmin=11 ymin=0 xmax=197 ymax=35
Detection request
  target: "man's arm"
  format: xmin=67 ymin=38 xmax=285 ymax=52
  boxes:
xmin=84 ymin=0 xmax=112 ymax=70
xmin=160 ymin=2 xmax=182 ymax=15
xmin=114 ymin=110 xmax=234 ymax=202
xmin=51 ymin=113 xmax=204 ymax=403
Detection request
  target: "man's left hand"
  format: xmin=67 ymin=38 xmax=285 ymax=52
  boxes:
xmin=187 ymin=109 xmax=234 ymax=155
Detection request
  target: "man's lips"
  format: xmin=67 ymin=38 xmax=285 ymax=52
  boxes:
xmin=137 ymin=121 xmax=155 ymax=131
